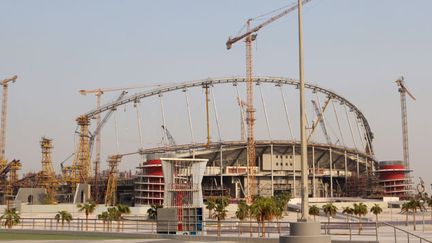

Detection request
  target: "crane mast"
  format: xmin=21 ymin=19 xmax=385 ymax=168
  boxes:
xmin=80 ymin=84 xmax=163 ymax=202
xmin=0 ymin=75 xmax=17 ymax=165
xmin=395 ymin=77 xmax=416 ymax=170
xmin=245 ymin=20 xmax=256 ymax=204
xmin=311 ymin=100 xmax=332 ymax=144
xmin=227 ymin=1 xmax=311 ymax=204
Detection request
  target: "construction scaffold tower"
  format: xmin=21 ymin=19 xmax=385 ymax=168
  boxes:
xmin=0 ymin=75 xmax=17 ymax=172
xmin=105 ymin=154 xmax=122 ymax=206
xmin=5 ymin=159 xmax=21 ymax=208
xmin=37 ymin=137 xmax=59 ymax=203
xmin=67 ymin=116 xmax=91 ymax=191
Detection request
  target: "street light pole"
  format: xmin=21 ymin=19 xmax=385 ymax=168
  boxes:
xmin=298 ymin=0 xmax=309 ymax=221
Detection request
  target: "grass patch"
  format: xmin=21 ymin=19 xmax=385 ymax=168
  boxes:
xmin=0 ymin=232 xmax=140 ymax=241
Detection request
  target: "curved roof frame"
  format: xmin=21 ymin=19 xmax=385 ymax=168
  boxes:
xmin=82 ymin=76 xmax=374 ymax=154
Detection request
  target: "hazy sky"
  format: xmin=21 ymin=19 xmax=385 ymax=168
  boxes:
xmin=1 ymin=1 xmax=431 ymax=194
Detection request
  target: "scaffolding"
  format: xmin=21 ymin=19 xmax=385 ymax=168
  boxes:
xmin=105 ymin=154 xmax=122 ymax=206
xmin=159 ymin=158 xmax=207 ymax=233
xmin=37 ymin=137 xmax=59 ymax=203
xmin=135 ymin=158 xmax=164 ymax=206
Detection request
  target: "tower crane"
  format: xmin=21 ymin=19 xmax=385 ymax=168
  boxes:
xmin=226 ymin=0 xmax=312 ymax=203
xmin=79 ymin=83 xmax=170 ymax=202
xmin=236 ymin=97 xmax=247 ymax=142
xmin=311 ymin=100 xmax=332 ymax=144
xmin=161 ymin=125 xmax=176 ymax=147
xmin=72 ymin=91 xmax=127 ymax=202
xmin=0 ymin=75 xmax=17 ymax=168
xmin=395 ymin=77 xmax=416 ymax=171
xmin=104 ymin=150 xmax=138 ymax=206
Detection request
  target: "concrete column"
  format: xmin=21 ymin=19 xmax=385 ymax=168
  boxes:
xmin=280 ymin=222 xmax=330 ymax=243
xmin=292 ymin=145 xmax=296 ymax=197
xmin=365 ymin=157 xmax=369 ymax=179
xmin=356 ymin=154 xmax=360 ymax=179
xmin=329 ymin=147 xmax=333 ymax=198
xmin=271 ymin=144 xmax=274 ymax=197
xmin=312 ymin=145 xmax=315 ymax=198
xmin=344 ymin=150 xmax=348 ymax=189
xmin=220 ymin=146 xmax=223 ymax=188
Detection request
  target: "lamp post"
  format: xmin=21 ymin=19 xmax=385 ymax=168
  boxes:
xmin=298 ymin=0 xmax=309 ymax=221
xmin=280 ymin=1 xmax=331 ymax=242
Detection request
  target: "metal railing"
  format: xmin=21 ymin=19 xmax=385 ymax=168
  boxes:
xmin=381 ymin=222 xmax=432 ymax=243
xmin=0 ymin=218 xmax=430 ymax=242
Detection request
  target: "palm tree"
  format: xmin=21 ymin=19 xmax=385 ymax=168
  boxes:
xmin=204 ymin=196 xmax=217 ymax=219
xmin=212 ymin=196 xmax=229 ymax=237
xmin=98 ymin=211 xmax=109 ymax=231
xmin=353 ymin=203 xmax=367 ymax=233
xmin=370 ymin=204 xmax=383 ymax=224
xmin=401 ymin=202 xmax=410 ymax=226
xmin=77 ymin=201 xmax=97 ymax=231
xmin=427 ymin=197 xmax=432 ymax=222
xmin=322 ymin=203 xmax=337 ymax=234
xmin=147 ymin=204 xmax=163 ymax=221
xmin=309 ymin=205 xmax=320 ymax=222
xmin=250 ymin=196 xmax=277 ymax=238
xmin=54 ymin=210 xmax=72 ymax=230
xmin=407 ymin=199 xmax=424 ymax=231
xmin=275 ymin=191 xmax=291 ymax=215
xmin=0 ymin=208 xmax=20 ymax=229
xmin=107 ymin=207 xmax=120 ymax=231
xmin=116 ymin=204 xmax=131 ymax=231
xmin=235 ymin=200 xmax=250 ymax=235
xmin=342 ymin=206 xmax=354 ymax=222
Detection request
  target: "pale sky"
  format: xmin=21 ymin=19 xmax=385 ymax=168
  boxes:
xmin=1 ymin=0 xmax=431 ymax=194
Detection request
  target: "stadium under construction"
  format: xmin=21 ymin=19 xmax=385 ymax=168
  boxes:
xmin=0 ymin=76 xmax=415 ymax=208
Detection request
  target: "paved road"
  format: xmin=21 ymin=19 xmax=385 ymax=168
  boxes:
xmin=0 ymin=240 xmax=242 ymax=243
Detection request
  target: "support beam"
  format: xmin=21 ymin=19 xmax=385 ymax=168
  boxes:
xmin=329 ymin=147 xmax=333 ymax=198
xmin=312 ymin=145 xmax=316 ymax=198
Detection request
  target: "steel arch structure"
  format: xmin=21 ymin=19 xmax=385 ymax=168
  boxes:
xmin=73 ymin=76 xmax=380 ymax=202
xmin=81 ymin=76 xmax=374 ymax=153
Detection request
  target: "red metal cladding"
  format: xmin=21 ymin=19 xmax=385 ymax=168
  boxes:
xmin=146 ymin=159 xmax=163 ymax=176
xmin=379 ymin=164 xmax=406 ymax=181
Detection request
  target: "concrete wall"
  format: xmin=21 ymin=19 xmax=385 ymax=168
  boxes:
xmin=14 ymin=188 xmax=46 ymax=205
xmin=18 ymin=204 xmax=150 ymax=219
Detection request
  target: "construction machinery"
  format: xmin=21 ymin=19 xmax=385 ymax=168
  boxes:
xmin=68 ymin=91 xmax=127 ymax=201
xmin=226 ymin=0 xmax=311 ymax=203
xmin=80 ymin=84 xmax=170 ymax=202
xmin=0 ymin=75 xmax=17 ymax=169
xmin=307 ymin=98 xmax=332 ymax=142
xmin=105 ymin=154 xmax=123 ymax=206
xmin=311 ymin=100 xmax=332 ymax=144
xmin=161 ymin=125 xmax=176 ymax=147
xmin=236 ymin=97 xmax=247 ymax=142
xmin=37 ymin=137 xmax=59 ymax=203
xmin=4 ymin=159 xmax=21 ymax=208
xmin=395 ymin=77 xmax=416 ymax=170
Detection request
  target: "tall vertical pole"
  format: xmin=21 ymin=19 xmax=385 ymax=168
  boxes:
xmin=292 ymin=145 xmax=296 ymax=197
xmin=0 ymin=75 xmax=17 ymax=163
xmin=94 ymin=92 xmax=102 ymax=202
xmin=270 ymin=144 xmax=274 ymax=196
xmin=312 ymin=145 xmax=316 ymax=197
xmin=220 ymin=146 xmax=223 ymax=190
xmin=135 ymin=101 xmax=145 ymax=165
xmin=205 ymin=86 xmax=211 ymax=147
xmin=184 ymin=89 xmax=195 ymax=144
xmin=159 ymin=94 xmax=168 ymax=146
xmin=399 ymin=88 xmax=409 ymax=168
xmin=298 ymin=0 xmax=309 ymax=221
xmin=246 ymin=20 xmax=256 ymax=204
xmin=329 ymin=147 xmax=333 ymax=198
